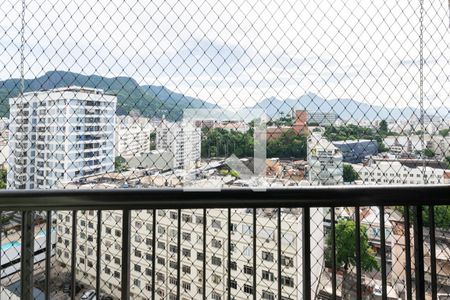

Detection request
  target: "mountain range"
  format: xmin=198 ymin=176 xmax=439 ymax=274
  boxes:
xmin=243 ymin=93 xmax=448 ymax=122
xmin=0 ymin=71 xmax=216 ymax=121
xmin=0 ymin=71 xmax=447 ymax=122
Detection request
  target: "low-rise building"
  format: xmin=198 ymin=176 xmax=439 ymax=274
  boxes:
xmin=332 ymin=140 xmax=378 ymax=163
xmin=352 ymin=161 xmax=447 ymax=185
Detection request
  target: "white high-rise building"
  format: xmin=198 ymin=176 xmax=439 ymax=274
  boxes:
xmin=7 ymin=86 xmax=117 ymax=189
xmin=115 ymin=115 xmax=154 ymax=157
xmin=55 ymin=208 xmax=324 ymax=300
xmin=307 ymin=133 xmax=344 ymax=185
xmin=156 ymin=120 xmax=201 ymax=170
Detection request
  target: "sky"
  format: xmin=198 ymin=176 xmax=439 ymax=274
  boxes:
xmin=0 ymin=0 xmax=449 ymax=109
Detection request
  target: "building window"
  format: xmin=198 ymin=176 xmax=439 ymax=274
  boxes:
xmin=133 ymin=279 xmax=140 ymax=288
xmin=134 ymin=264 xmax=141 ymax=272
xmin=243 ymin=246 xmax=252 ymax=257
xmin=262 ymin=291 xmax=275 ymax=300
xmin=262 ymin=251 xmax=274 ymax=262
xmin=211 ymin=239 xmax=222 ymax=248
xmin=212 ymin=292 xmax=221 ymax=300
xmin=182 ymin=248 xmax=191 ymax=257
xmin=134 ymin=249 xmax=141 ymax=258
xmin=182 ymin=281 xmax=191 ymax=291
xmin=197 ymin=252 xmax=204 ymax=261
xmin=156 ymin=272 xmax=165 ymax=283
xmin=170 ymin=211 xmax=178 ymax=219
xmin=157 ymin=257 xmax=165 ymax=265
xmin=281 ymin=255 xmax=294 ymax=267
xmin=262 ymin=270 xmax=274 ymax=281
xmin=230 ymin=261 xmax=237 ymax=270
xmin=157 ymin=241 xmax=165 ymax=250
xmin=182 ymin=232 xmax=191 ymax=241
xmin=182 ymin=214 xmax=192 ymax=222
xmin=158 ymin=226 xmax=166 ymax=234
xmin=229 ymin=279 xmax=237 ymax=289
xmin=281 ymin=276 xmax=294 ymax=287
xmin=169 ymin=276 xmax=177 ymax=285
xmin=244 ymin=284 xmax=254 ymax=294
xmin=169 ymin=261 xmax=177 ymax=269
xmin=211 ymin=219 xmax=221 ymax=229
xmin=244 ymin=265 xmax=253 ymax=275
xmin=169 ymin=244 xmax=177 ymax=253
xmin=211 ymin=256 xmax=221 ymax=266
xmin=196 ymin=216 xmax=204 ymax=224
xmin=182 ymin=265 xmax=191 ymax=274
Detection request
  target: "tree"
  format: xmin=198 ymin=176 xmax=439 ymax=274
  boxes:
xmin=0 ymin=167 xmax=6 ymax=189
xmin=114 ymin=156 xmax=128 ymax=172
xmin=343 ymin=164 xmax=359 ymax=182
xmin=379 ymin=120 xmax=388 ymax=135
xmin=424 ymin=148 xmax=435 ymax=158
xmin=325 ymin=219 xmax=379 ymax=298
xmin=149 ymin=132 xmax=157 ymax=150
xmin=439 ymin=128 xmax=450 ymax=137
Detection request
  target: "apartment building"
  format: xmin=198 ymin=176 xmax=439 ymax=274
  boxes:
xmin=307 ymin=111 xmax=337 ymax=126
xmin=7 ymin=87 xmax=116 ymax=189
xmin=115 ymin=115 xmax=154 ymax=157
xmin=307 ymin=133 xmax=344 ymax=185
xmin=352 ymin=161 xmax=446 ymax=185
xmin=55 ymin=207 xmax=324 ymax=300
xmin=156 ymin=120 xmax=201 ymax=170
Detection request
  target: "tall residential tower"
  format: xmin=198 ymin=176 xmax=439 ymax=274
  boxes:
xmin=8 ymin=86 xmax=117 ymax=189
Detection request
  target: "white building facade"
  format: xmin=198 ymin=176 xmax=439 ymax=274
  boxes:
xmin=156 ymin=120 xmax=201 ymax=170
xmin=307 ymin=134 xmax=344 ymax=185
xmin=7 ymin=87 xmax=116 ymax=189
xmin=115 ymin=115 xmax=154 ymax=157
xmin=55 ymin=208 xmax=324 ymax=300
xmin=352 ymin=161 xmax=446 ymax=185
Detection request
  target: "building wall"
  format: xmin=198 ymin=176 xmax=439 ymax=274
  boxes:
xmin=308 ymin=134 xmax=344 ymax=185
xmin=55 ymin=208 xmax=324 ymax=300
xmin=156 ymin=120 xmax=201 ymax=170
xmin=353 ymin=161 xmax=445 ymax=185
xmin=332 ymin=140 xmax=378 ymax=164
xmin=115 ymin=116 xmax=153 ymax=157
xmin=7 ymin=87 xmax=116 ymax=189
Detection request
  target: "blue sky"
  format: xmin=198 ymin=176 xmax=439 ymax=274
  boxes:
xmin=0 ymin=0 xmax=449 ymax=109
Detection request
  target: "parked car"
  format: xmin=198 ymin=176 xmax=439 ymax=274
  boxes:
xmin=372 ymin=285 xmax=382 ymax=297
xmin=62 ymin=281 xmax=84 ymax=295
xmin=81 ymin=290 xmax=96 ymax=300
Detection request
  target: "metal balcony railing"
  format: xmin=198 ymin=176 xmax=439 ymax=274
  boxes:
xmin=0 ymin=186 xmax=449 ymax=300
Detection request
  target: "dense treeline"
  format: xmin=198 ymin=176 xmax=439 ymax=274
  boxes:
xmin=201 ymin=128 xmax=307 ymax=159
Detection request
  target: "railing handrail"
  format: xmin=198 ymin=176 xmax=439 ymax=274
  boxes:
xmin=0 ymin=185 xmax=448 ymax=210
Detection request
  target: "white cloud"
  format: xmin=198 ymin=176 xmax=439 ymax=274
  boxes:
xmin=0 ymin=0 xmax=449 ymax=109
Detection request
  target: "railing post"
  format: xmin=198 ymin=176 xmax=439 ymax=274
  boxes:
xmin=355 ymin=206 xmax=362 ymax=299
xmin=379 ymin=206 xmax=387 ymax=300
xmin=404 ymin=206 xmax=412 ymax=300
xmin=95 ymin=210 xmax=102 ymax=299
xmin=429 ymin=205 xmax=437 ymax=300
xmin=302 ymin=207 xmax=311 ymax=300
xmin=70 ymin=210 xmax=77 ymax=300
xmin=20 ymin=210 xmax=35 ymax=300
xmin=413 ymin=205 xmax=425 ymax=299
xmin=45 ymin=210 xmax=52 ymax=300
xmin=121 ymin=209 xmax=131 ymax=300
xmin=330 ymin=208 xmax=336 ymax=300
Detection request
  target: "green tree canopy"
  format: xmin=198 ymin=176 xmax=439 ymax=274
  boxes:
xmin=325 ymin=219 xmax=379 ymax=273
xmin=343 ymin=164 xmax=359 ymax=182
xmin=0 ymin=167 xmax=6 ymax=189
